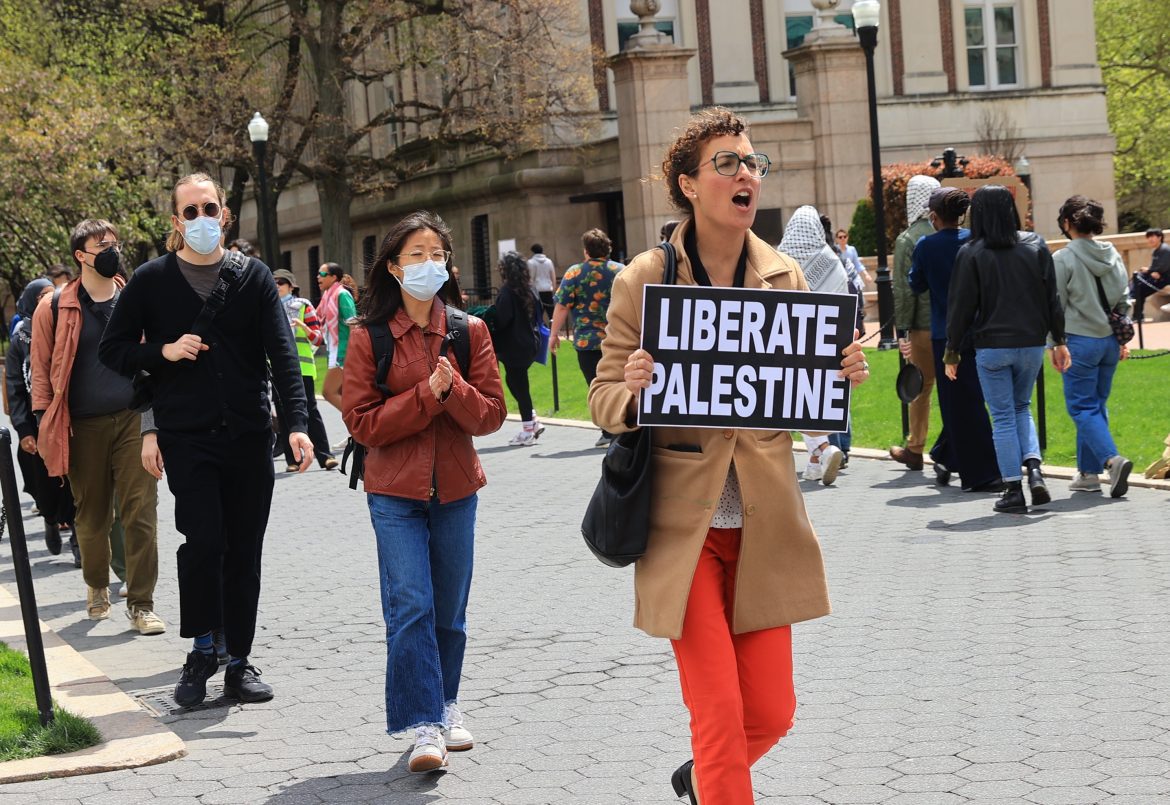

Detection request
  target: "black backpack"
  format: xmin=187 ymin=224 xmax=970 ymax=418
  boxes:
xmin=341 ymin=305 xmax=472 ymax=490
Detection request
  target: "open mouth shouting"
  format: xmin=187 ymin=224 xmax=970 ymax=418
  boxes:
xmin=732 ymin=189 xmax=754 ymax=209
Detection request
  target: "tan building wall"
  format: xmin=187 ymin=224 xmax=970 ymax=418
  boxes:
xmin=241 ymin=0 xmax=1117 ymax=294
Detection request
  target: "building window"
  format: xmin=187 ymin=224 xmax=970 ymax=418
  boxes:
xmin=362 ymin=236 xmax=377 ymax=278
xmin=785 ymin=13 xmax=855 ymax=98
xmin=308 ymin=245 xmax=320 ymax=303
xmin=470 ymin=215 xmax=490 ymax=302
xmin=616 ymin=20 xmax=674 ymax=51
xmin=964 ymin=2 xmax=1019 ymax=88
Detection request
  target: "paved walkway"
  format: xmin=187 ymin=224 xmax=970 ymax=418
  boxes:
xmin=2 ymin=405 xmax=1169 ymax=804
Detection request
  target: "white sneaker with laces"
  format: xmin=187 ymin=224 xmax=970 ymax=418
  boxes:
xmin=128 ymin=607 xmax=166 ymax=635
xmin=442 ymin=702 xmax=474 ymax=751
xmin=408 ymin=725 xmax=448 ymax=772
xmin=1069 ymin=472 xmax=1101 ymax=492
xmin=508 ymin=430 xmax=536 ymax=447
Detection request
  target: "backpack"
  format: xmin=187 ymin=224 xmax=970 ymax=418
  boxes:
xmin=340 ymin=305 xmax=472 ymax=490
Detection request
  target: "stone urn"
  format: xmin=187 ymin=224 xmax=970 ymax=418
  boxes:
xmin=627 ymin=0 xmax=669 ymax=49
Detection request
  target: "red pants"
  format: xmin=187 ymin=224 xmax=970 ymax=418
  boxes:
xmin=671 ymin=528 xmax=796 ymax=804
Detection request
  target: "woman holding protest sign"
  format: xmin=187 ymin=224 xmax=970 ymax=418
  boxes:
xmin=588 ymin=107 xmax=869 ymax=805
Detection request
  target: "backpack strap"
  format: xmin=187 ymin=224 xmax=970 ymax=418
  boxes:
xmin=190 ymin=251 xmax=248 ymax=337
xmin=367 ymin=321 xmax=394 ymax=398
xmin=443 ymin=305 xmax=472 ymax=378
xmin=50 ymin=287 xmax=62 ymax=331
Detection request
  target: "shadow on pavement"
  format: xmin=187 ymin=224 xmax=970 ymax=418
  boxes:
xmin=528 ymin=448 xmax=605 ymax=460
xmin=265 ymin=758 xmax=443 ymax=804
xmin=926 ymin=510 xmax=1057 ymax=532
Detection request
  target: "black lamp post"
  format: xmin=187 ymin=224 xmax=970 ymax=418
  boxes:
xmin=247 ymin=112 xmax=279 ymax=265
xmin=853 ymin=0 xmax=896 ymax=349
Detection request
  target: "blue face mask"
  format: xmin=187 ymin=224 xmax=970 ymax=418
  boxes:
xmin=182 ymin=216 xmax=222 ymax=255
xmin=395 ymin=259 xmax=449 ymax=301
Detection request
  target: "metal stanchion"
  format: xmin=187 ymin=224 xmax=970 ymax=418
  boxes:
xmin=1035 ymin=364 xmax=1047 ymax=452
xmin=0 ymin=427 xmax=55 ymax=726
xmin=551 ymin=351 xmax=560 ymax=413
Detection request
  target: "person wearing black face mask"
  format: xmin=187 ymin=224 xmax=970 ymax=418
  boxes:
xmin=30 ymin=219 xmax=164 ymax=635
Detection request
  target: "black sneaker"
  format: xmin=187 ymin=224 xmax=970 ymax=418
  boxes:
xmin=212 ymin=628 xmax=228 ymax=665
xmin=69 ymin=536 xmax=82 ymax=569
xmin=174 ymin=650 xmax=220 ymax=707
xmin=44 ymin=520 xmax=62 ymax=555
xmin=224 ymin=662 xmax=273 ymax=703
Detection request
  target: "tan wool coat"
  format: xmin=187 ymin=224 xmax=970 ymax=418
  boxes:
xmin=588 ymin=220 xmax=832 ymax=640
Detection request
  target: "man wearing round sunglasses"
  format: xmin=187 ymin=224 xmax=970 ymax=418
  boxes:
xmin=100 ymin=172 xmax=312 ymax=708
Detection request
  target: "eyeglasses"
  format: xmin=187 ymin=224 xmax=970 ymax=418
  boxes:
xmin=86 ymin=240 xmax=121 ymax=254
xmin=691 ymin=151 xmax=771 ymax=178
xmin=395 ymin=250 xmax=451 ymax=264
xmin=179 ymin=201 xmax=221 ymax=221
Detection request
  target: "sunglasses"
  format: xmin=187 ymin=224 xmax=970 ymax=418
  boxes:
xmin=179 ymin=201 xmax=221 ymax=221
xmin=318 ymin=270 xmax=330 ymax=278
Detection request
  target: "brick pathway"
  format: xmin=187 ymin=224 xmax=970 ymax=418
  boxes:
xmin=2 ymin=406 xmax=1169 ymax=804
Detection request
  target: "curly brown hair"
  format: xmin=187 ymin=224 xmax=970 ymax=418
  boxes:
xmin=661 ymin=107 xmax=748 ymax=215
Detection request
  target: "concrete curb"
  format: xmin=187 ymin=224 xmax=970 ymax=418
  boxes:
xmin=506 ymin=414 xmax=1170 ymax=491
xmin=0 ymin=586 xmax=185 ymax=784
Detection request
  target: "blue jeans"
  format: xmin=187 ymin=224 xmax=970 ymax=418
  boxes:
xmin=1063 ymin=333 xmax=1120 ymax=474
xmin=974 ymin=347 xmax=1044 ymax=482
xmin=368 ymin=492 xmax=477 ymax=734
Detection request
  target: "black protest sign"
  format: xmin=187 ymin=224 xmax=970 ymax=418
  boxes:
xmin=637 ymin=285 xmax=857 ymax=432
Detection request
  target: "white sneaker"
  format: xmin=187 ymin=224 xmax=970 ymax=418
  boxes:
xmin=1069 ymin=472 xmax=1101 ymax=492
xmin=127 ymin=607 xmax=166 ymax=636
xmin=508 ymin=430 xmax=536 ymax=447
xmin=802 ymin=459 xmax=824 ymax=482
xmin=820 ymin=445 xmax=844 ymax=486
xmin=408 ymin=725 xmax=448 ymax=772
xmin=442 ymin=702 xmax=474 ymax=751
xmin=118 ymin=583 xmax=128 ymax=598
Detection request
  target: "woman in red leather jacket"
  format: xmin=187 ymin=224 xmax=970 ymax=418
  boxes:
xmin=342 ymin=210 xmax=506 ymax=774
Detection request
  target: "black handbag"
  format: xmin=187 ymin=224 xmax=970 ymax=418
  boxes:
xmin=1094 ymin=275 xmax=1135 ymax=345
xmin=581 ymin=242 xmax=678 ymax=567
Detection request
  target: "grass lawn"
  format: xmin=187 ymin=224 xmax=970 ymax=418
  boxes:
xmin=501 ymin=338 xmax=1170 ymax=470
xmin=0 ymin=642 xmax=101 ymax=761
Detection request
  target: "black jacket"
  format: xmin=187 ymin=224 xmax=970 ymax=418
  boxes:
xmin=492 ymin=284 xmax=541 ymax=366
xmin=98 ymin=252 xmax=308 ymax=436
xmin=5 ymin=321 xmax=35 ymax=440
xmin=945 ymin=232 xmax=1066 ymax=360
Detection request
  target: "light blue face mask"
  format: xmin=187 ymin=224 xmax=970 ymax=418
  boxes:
xmin=395 ymin=259 xmax=449 ymax=301
xmin=182 ymin=216 xmax=222 ymax=255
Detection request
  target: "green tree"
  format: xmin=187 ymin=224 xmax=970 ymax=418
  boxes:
xmin=1096 ymin=0 xmax=1170 ymax=229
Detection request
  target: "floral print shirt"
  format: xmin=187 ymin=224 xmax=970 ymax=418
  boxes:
xmin=554 ymin=258 xmax=623 ymax=351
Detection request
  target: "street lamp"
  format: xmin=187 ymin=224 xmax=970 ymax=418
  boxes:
xmin=247 ymin=111 xmax=279 ymax=265
xmin=1013 ymin=154 xmax=1032 ymax=193
xmin=852 ymin=0 xmax=896 ymax=349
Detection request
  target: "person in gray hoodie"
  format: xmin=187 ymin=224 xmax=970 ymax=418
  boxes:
xmin=1053 ymin=195 xmax=1133 ymax=498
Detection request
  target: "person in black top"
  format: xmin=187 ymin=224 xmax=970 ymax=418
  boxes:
xmin=1130 ymin=228 xmax=1170 ymax=321
xmin=493 ymin=251 xmax=544 ymax=446
xmin=100 ymin=172 xmax=312 ymax=708
xmin=944 ymin=185 xmax=1070 ymax=514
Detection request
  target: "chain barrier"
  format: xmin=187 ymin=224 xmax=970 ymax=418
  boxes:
xmin=1127 ymin=349 xmax=1170 ymax=360
xmin=0 ymin=504 xmax=6 ymax=540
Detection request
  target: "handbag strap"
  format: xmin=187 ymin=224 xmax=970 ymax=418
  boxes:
xmin=659 ymin=242 xmax=678 ymax=285
xmin=1092 ymin=275 xmax=1113 ymax=317
xmin=191 ymin=250 xmax=248 ymax=336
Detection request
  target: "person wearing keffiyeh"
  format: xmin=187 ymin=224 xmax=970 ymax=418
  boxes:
xmin=890 ymin=174 xmax=942 ymax=472
xmin=779 ymin=205 xmax=851 ymax=485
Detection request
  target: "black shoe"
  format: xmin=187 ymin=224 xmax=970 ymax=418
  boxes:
xmin=69 ymin=536 xmax=82 ymax=569
xmin=174 ymin=650 xmax=220 ymax=707
xmin=224 ymin=661 xmax=273 ymax=703
xmin=1026 ymin=465 xmax=1050 ymax=506
xmin=212 ymin=628 xmax=228 ymax=666
xmin=933 ymin=463 xmax=952 ymax=486
xmin=994 ymin=481 xmax=1027 ymax=513
xmin=671 ymin=759 xmax=697 ymax=805
xmin=968 ymin=478 xmax=1006 ymax=493
xmin=43 ymin=520 xmax=62 ymax=555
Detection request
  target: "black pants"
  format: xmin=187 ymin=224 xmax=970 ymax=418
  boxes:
xmin=1130 ymin=272 xmax=1167 ymax=320
xmin=576 ymin=349 xmax=613 ymax=438
xmin=502 ymin=362 xmax=534 ymax=422
xmin=16 ymin=445 xmax=75 ymax=526
xmin=538 ymin=291 xmax=555 ymax=323
xmin=158 ymin=428 xmax=274 ymax=658
xmin=931 ymin=339 xmax=1000 ymax=490
xmin=281 ymin=375 xmax=333 ymax=465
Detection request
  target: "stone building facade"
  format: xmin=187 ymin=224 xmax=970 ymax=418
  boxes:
xmin=243 ymin=0 xmax=1115 ymax=303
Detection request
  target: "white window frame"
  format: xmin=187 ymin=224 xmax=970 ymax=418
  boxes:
xmin=963 ymin=1 xmax=1021 ymax=90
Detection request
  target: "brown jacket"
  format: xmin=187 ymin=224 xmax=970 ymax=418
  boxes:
xmin=342 ymin=298 xmax=507 ymax=503
xmin=588 ymin=220 xmax=831 ymax=639
xmin=30 ymin=277 xmax=126 ymax=478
